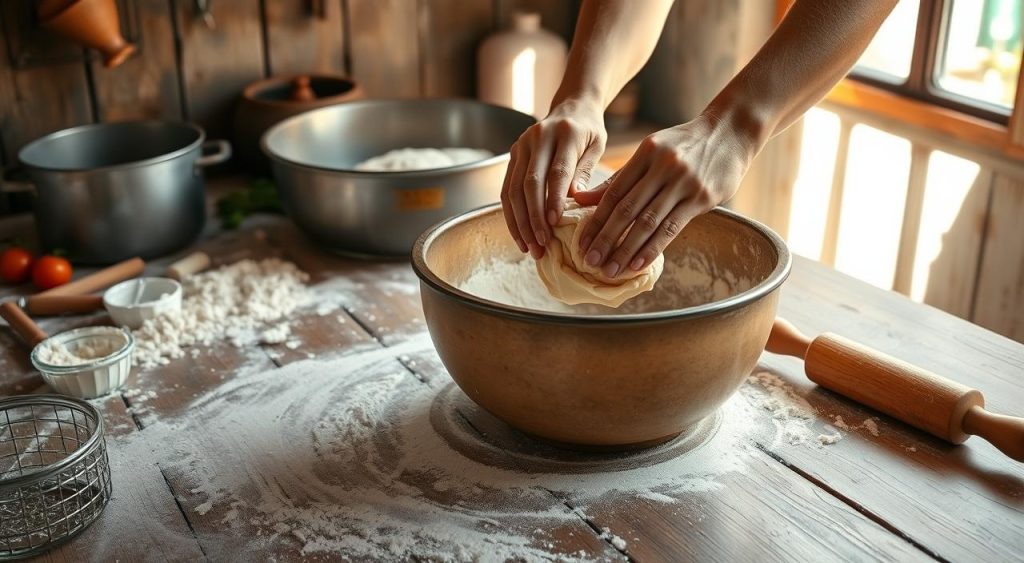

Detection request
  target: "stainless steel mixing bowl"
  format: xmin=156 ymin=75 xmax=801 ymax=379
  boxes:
xmin=412 ymin=204 xmax=792 ymax=449
xmin=262 ymin=99 xmax=535 ymax=257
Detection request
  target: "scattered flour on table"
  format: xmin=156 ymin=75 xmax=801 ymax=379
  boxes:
xmin=354 ymin=147 xmax=494 ymax=172
xmin=862 ymin=418 xmax=881 ymax=437
xmin=130 ymin=259 xmax=311 ymax=368
xmin=112 ymin=333 xmax=816 ymax=561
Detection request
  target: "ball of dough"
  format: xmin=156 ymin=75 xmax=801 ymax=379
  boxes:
xmin=535 ymin=203 xmax=665 ymax=307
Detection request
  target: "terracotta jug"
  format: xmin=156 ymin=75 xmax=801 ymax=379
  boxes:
xmin=477 ymin=11 xmax=568 ymax=119
xmin=40 ymin=0 xmax=136 ymax=68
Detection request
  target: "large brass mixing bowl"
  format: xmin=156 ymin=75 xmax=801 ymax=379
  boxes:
xmin=412 ymin=204 xmax=791 ymax=448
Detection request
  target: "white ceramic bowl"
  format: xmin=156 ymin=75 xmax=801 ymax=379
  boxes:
xmin=103 ymin=277 xmax=182 ymax=329
xmin=30 ymin=326 xmax=135 ymax=399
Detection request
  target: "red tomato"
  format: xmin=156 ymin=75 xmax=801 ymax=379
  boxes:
xmin=32 ymin=255 xmax=73 ymax=290
xmin=0 ymin=247 xmax=34 ymax=284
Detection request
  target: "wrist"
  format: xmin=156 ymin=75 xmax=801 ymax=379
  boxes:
xmin=700 ymin=89 xmax=774 ymax=161
xmin=548 ymin=94 xmax=605 ymax=122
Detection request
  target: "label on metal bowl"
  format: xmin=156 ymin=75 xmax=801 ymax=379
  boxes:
xmin=396 ymin=187 xmax=445 ymax=211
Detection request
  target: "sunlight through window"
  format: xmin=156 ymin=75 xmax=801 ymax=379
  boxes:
xmin=833 ymin=125 xmax=911 ymax=289
xmin=911 ymin=151 xmax=982 ymax=302
xmin=787 ymin=108 xmax=841 ymax=260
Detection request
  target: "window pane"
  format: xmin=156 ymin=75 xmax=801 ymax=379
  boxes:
xmin=833 ymin=125 xmax=911 ymax=290
xmin=936 ymin=0 xmax=1022 ymax=109
xmin=855 ymin=0 xmax=921 ymax=80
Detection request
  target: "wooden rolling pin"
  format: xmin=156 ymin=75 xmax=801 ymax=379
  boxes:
xmin=37 ymin=257 xmax=145 ymax=297
xmin=0 ymin=302 xmax=47 ymax=347
xmin=766 ymin=318 xmax=1024 ymax=462
xmin=19 ymin=294 xmax=104 ymax=316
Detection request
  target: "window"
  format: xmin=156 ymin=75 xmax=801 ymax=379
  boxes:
xmin=851 ymin=0 xmax=1022 ymax=124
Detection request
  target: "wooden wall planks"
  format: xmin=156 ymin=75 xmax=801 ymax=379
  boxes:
xmin=418 ymin=0 xmax=495 ymax=98
xmin=972 ymin=174 xmax=1024 ymax=342
xmin=262 ymin=0 xmax=346 ymax=76
xmin=172 ymin=0 xmax=265 ymax=139
xmin=346 ymin=0 xmax=421 ymax=98
xmin=90 ymin=0 xmax=182 ymax=121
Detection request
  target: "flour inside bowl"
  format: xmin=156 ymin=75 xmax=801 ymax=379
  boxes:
xmin=457 ymin=249 xmax=754 ymax=315
xmin=354 ymin=147 xmax=494 ymax=171
xmin=36 ymin=327 xmax=127 ymax=366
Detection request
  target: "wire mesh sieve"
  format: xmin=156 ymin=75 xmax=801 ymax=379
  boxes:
xmin=0 ymin=395 xmax=112 ymax=559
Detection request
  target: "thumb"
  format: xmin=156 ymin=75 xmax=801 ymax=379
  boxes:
xmin=572 ymin=184 xmax=607 ymax=207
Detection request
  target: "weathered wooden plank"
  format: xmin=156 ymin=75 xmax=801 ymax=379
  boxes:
xmin=972 ymin=174 xmax=1024 ymax=342
xmin=0 ymin=9 xmax=93 ymax=162
xmin=346 ymin=0 xmax=420 ymax=97
xmin=419 ymin=0 xmax=494 ymax=97
xmin=892 ymin=145 xmax=930 ymax=296
xmin=90 ymin=0 xmax=182 ymax=121
xmin=760 ymin=257 xmax=1024 ymax=563
xmin=912 ymin=158 xmax=992 ymax=318
xmin=263 ymin=0 xmax=346 ymax=76
xmin=574 ymin=451 xmax=929 ymax=562
xmin=174 ymin=0 xmax=264 ymax=138
xmin=35 ymin=394 xmax=206 ymax=561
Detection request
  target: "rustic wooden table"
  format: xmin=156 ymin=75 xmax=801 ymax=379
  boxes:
xmin=1 ymin=180 xmax=1022 ymax=562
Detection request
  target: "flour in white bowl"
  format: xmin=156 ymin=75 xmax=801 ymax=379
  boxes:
xmin=354 ymin=147 xmax=494 ymax=171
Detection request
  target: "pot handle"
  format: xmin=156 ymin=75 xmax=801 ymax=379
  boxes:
xmin=196 ymin=139 xmax=232 ymax=168
xmin=0 ymin=167 xmax=35 ymax=194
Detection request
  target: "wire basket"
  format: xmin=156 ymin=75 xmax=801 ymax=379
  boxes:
xmin=0 ymin=395 xmax=112 ymax=559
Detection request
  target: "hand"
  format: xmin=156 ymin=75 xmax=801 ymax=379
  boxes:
xmin=501 ymin=98 xmax=607 ymax=259
xmin=572 ymin=113 xmax=757 ymax=278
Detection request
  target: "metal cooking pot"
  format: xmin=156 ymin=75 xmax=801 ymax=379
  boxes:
xmin=262 ymin=99 xmax=535 ymax=257
xmin=14 ymin=121 xmax=231 ymax=264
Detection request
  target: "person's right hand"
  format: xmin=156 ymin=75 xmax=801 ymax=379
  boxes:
xmin=501 ymin=98 xmax=607 ymax=259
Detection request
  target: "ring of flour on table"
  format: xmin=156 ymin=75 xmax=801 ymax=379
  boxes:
xmin=535 ymin=203 xmax=665 ymax=307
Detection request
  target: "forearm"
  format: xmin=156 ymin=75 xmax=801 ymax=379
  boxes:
xmin=553 ymin=0 xmax=675 ymax=110
xmin=707 ymin=0 xmax=897 ymax=151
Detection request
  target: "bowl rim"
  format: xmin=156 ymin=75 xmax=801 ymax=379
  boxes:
xmin=18 ymin=120 xmax=206 ymax=173
xmin=30 ymin=326 xmax=135 ymax=374
xmin=412 ymin=203 xmax=792 ymax=325
xmin=260 ymin=98 xmax=536 ymax=176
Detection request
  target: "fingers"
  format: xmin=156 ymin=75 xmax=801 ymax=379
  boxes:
xmin=606 ymin=181 xmax=685 ymax=272
xmin=570 ymin=140 xmax=605 ymax=198
xmin=631 ymin=202 xmax=702 ymax=270
xmin=583 ymin=168 xmax=663 ymax=278
xmin=499 ymin=145 xmax=527 ymax=253
xmin=544 ymin=134 xmax=580 ymax=228
xmin=523 ymin=141 xmax=553 ymax=252
xmin=575 ymin=164 xmax=643 ymax=247
xmin=507 ymin=149 xmax=542 ymax=258
xmin=573 ymin=167 xmax=618 ymax=207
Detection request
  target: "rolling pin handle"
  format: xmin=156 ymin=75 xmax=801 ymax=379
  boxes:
xmin=962 ymin=406 xmax=1024 ymax=463
xmin=766 ymin=317 xmax=812 ymax=360
xmin=0 ymin=301 xmax=48 ymax=348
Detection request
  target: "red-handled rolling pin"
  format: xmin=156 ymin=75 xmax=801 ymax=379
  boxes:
xmin=0 ymin=302 xmax=48 ymax=347
xmin=19 ymin=294 xmax=105 ymax=316
xmin=766 ymin=317 xmax=1024 ymax=462
xmin=36 ymin=257 xmax=145 ymax=297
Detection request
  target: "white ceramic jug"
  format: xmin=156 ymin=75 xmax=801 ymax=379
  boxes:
xmin=477 ymin=12 xmax=568 ymax=119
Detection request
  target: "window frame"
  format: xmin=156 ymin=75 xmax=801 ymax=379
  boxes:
xmin=775 ymin=0 xmax=1024 ymax=158
xmin=848 ymin=0 xmax=1013 ymax=125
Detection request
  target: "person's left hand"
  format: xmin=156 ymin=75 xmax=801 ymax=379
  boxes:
xmin=572 ymin=113 xmax=757 ymax=278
